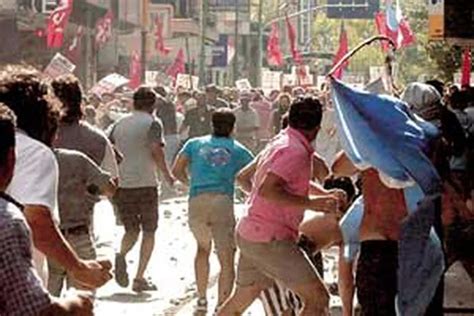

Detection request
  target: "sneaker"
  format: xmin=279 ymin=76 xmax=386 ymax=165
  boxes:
xmin=194 ymin=298 xmax=208 ymax=313
xmin=132 ymin=278 xmax=158 ymax=292
xmin=115 ymin=253 xmax=129 ymax=287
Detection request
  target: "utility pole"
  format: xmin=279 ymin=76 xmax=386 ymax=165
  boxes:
xmin=198 ymin=0 xmax=208 ymax=85
xmin=141 ymin=0 xmax=149 ymax=81
xmin=255 ymin=0 xmax=264 ymax=86
xmin=232 ymin=0 xmax=240 ymax=83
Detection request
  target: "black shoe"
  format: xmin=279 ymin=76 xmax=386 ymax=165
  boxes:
xmin=115 ymin=253 xmax=129 ymax=287
xmin=132 ymin=278 xmax=158 ymax=292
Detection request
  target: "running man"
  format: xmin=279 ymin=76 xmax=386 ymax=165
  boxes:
xmin=217 ymin=97 xmax=344 ymax=316
xmin=172 ymin=108 xmax=254 ymax=313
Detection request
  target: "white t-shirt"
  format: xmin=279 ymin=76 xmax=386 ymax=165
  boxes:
xmin=234 ymin=107 xmax=260 ymax=139
xmin=6 ymin=131 xmax=59 ymax=285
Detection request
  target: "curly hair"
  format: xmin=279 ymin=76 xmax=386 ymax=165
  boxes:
xmin=0 ymin=65 xmax=60 ymax=146
xmin=0 ymin=103 xmax=16 ymax=165
xmin=51 ymin=74 xmax=83 ymax=123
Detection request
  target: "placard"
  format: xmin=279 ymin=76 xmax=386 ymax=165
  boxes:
xmin=43 ymin=53 xmax=76 ymax=78
xmin=235 ymin=78 xmax=252 ymax=91
xmin=262 ymin=70 xmax=282 ymax=91
xmin=282 ymin=74 xmax=297 ymax=87
xmin=176 ymin=73 xmax=199 ymax=90
xmin=89 ymin=73 xmax=129 ymax=96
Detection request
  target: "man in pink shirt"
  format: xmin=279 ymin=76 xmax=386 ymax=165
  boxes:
xmin=217 ymin=97 xmax=344 ymax=316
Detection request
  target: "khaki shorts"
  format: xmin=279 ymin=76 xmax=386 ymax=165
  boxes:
xmin=236 ymin=234 xmax=319 ymax=288
xmin=188 ymin=193 xmax=235 ymax=254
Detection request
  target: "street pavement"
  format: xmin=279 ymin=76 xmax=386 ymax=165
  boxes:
xmin=88 ymin=197 xmax=473 ymax=316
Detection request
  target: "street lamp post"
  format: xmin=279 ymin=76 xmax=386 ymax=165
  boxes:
xmin=255 ymin=0 xmax=264 ymax=87
xmin=141 ymin=0 xmax=149 ymax=81
xmin=232 ymin=0 xmax=240 ymax=83
xmin=198 ymin=0 xmax=208 ymax=85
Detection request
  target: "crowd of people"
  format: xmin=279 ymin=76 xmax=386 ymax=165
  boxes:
xmin=0 ymin=63 xmax=473 ymax=316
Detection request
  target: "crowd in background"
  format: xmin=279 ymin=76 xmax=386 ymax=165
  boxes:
xmin=0 ymin=63 xmax=473 ymax=316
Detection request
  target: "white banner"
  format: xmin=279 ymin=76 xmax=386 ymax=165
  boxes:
xmin=89 ymin=73 xmax=129 ymax=96
xmin=43 ymin=53 xmax=76 ymax=78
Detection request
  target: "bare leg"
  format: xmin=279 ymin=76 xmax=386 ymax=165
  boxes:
xmin=195 ymin=242 xmax=212 ymax=300
xmin=119 ymin=229 xmax=139 ymax=257
xmin=217 ymin=284 xmax=265 ymax=315
xmin=290 ymin=280 xmax=330 ymax=316
xmin=135 ymin=232 xmax=155 ymax=279
xmin=216 ymin=247 xmax=236 ymax=306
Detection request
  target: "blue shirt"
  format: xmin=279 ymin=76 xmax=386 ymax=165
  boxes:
xmin=180 ymin=135 xmax=254 ymax=198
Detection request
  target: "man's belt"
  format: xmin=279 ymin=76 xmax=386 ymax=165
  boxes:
xmin=60 ymin=225 xmax=89 ymax=235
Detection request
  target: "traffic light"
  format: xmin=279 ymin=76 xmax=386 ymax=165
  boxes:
xmin=428 ymin=0 xmax=474 ymax=43
xmin=326 ymin=0 xmax=379 ymax=20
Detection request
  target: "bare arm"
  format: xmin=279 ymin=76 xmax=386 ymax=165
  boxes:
xmin=258 ymin=172 xmax=339 ymax=213
xmin=172 ymin=154 xmax=189 ymax=186
xmin=151 ymin=142 xmax=175 ymax=185
xmin=332 ymin=151 xmax=358 ymax=178
xmin=338 ymin=246 xmax=355 ymax=316
xmin=236 ymin=158 xmax=258 ymax=194
xmin=312 ymin=153 xmax=330 ymax=183
xmin=24 ymin=206 xmax=112 ymax=289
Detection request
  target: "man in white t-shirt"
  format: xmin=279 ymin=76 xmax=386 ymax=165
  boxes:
xmin=234 ymin=91 xmax=260 ymax=152
xmin=0 ymin=65 xmax=112 ymax=289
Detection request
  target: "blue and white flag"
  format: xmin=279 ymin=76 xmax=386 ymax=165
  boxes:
xmin=331 ymin=78 xmax=444 ymax=315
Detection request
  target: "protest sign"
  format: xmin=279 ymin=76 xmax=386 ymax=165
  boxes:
xmin=235 ymin=78 xmax=252 ymax=91
xmin=291 ymin=65 xmax=314 ymax=86
xmin=44 ymin=53 xmax=76 ymax=78
xmin=262 ymin=70 xmax=282 ymax=91
xmin=90 ymin=73 xmax=129 ymax=96
xmin=282 ymin=74 xmax=297 ymax=87
xmin=176 ymin=74 xmax=199 ymax=90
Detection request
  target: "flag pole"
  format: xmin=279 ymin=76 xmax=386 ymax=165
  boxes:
xmin=327 ymin=35 xmax=396 ymax=78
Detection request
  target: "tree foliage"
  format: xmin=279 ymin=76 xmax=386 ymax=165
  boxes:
xmin=253 ymin=0 xmax=471 ymax=85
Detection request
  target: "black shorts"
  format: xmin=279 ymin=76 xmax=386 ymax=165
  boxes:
xmin=114 ymin=187 xmax=158 ymax=233
xmin=356 ymin=240 xmax=398 ymax=316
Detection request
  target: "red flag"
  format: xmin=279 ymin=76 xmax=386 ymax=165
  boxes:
xmin=166 ymin=49 xmax=185 ymax=79
xmin=285 ymin=14 xmax=302 ymax=64
xmin=154 ymin=15 xmax=171 ymax=55
xmin=129 ymin=50 xmax=141 ymax=89
xmin=267 ymin=22 xmax=283 ymax=67
xmin=46 ymin=0 xmax=73 ymax=48
xmin=461 ymin=47 xmax=472 ymax=87
xmin=96 ymin=10 xmax=114 ymax=47
xmin=332 ymin=21 xmax=349 ymax=80
xmin=375 ymin=0 xmax=414 ymax=51
xmin=65 ymin=26 xmax=84 ymax=62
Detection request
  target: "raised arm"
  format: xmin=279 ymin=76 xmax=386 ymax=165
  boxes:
xmin=332 ymin=151 xmax=358 ymax=178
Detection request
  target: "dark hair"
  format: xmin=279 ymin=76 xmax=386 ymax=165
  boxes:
xmin=133 ymin=86 xmax=156 ymax=111
xmin=153 ymin=86 xmax=167 ymax=98
xmin=281 ymin=112 xmax=289 ymax=129
xmin=212 ymin=108 xmax=236 ymax=137
xmin=323 ymin=176 xmax=356 ymax=206
xmin=288 ymin=97 xmax=323 ymax=131
xmin=0 ymin=103 xmax=16 ymax=166
xmin=51 ymin=74 xmax=83 ymax=123
xmin=0 ymin=65 xmax=60 ymax=146
xmin=425 ymin=79 xmax=445 ymax=97
xmin=449 ymin=90 xmax=469 ymax=110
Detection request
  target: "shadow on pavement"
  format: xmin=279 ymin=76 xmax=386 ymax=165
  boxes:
xmin=98 ymin=292 xmax=159 ymax=304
